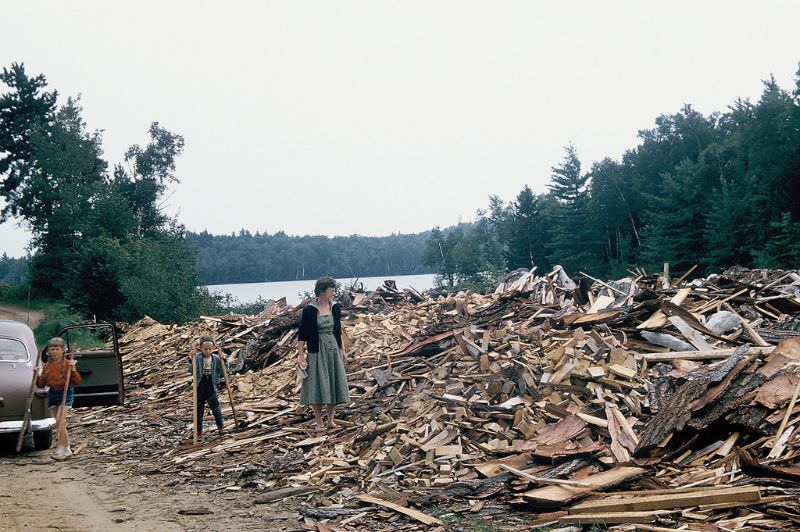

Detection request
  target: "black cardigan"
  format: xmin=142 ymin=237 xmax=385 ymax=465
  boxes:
xmin=298 ymin=302 xmax=342 ymax=353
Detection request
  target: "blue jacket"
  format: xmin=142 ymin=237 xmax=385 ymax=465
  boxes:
xmin=187 ymin=353 xmax=225 ymax=387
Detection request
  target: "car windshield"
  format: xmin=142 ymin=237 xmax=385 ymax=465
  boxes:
xmin=0 ymin=337 xmax=29 ymax=362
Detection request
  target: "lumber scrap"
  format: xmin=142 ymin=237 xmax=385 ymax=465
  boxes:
xmin=355 ymin=494 xmax=442 ymax=526
xmin=523 ymin=466 xmax=646 ymax=508
xmin=568 ymin=486 xmax=762 ymax=514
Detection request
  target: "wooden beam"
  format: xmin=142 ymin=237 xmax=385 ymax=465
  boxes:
xmin=523 ymin=466 xmax=646 ymax=508
xmin=568 ymin=486 xmax=761 ymax=514
xmin=560 ymin=511 xmax=668 ymax=525
xmin=638 ymin=346 xmax=773 ymax=362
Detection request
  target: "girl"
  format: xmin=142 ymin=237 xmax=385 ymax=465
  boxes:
xmin=187 ymin=335 xmax=225 ymax=441
xmin=297 ymin=276 xmax=350 ymax=430
xmin=36 ymin=337 xmax=81 ymax=460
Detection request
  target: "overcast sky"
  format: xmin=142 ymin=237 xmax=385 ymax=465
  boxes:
xmin=2 ymin=1 xmax=799 ymax=257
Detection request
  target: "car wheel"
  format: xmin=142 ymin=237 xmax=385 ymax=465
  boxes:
xmin=33 ymin=430 xmax=53 ymax=450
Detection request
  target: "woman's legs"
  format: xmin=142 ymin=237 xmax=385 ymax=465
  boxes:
xmin=311 ymin=404 xmax=324 ymax=428
xmin=326 ymin=404 xmax=336 ymax=427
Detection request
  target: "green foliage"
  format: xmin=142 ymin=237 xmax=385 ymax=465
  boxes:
xmin=0 ymin=254 xmax=28 ymax=284
xmin=424 ymin=68 xmax=800 ymax=280
xmin=117 ymin=230 xmax=205 ymax=323
xmin=0 ymin=281 xmax=28 ymax=301
xmin=0 ymin=63 xmax=208 ymax=323
xmin=31 ymin=302 xmax=85 ymax=347
xmin=505 ymin=186 xmax=549 ymax=270
xmin=754 ymin=212 xmax=800 ymax=268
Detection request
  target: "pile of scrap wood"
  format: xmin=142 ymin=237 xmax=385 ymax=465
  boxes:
xmin=70 ymin=266 xmax=800 ymax=530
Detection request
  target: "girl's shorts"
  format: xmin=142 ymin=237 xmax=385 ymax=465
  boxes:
xmin=48 ymin=388 xmax=74 ymax=408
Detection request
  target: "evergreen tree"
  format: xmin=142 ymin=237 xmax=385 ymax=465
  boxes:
xmin=545 ymin=145 xmax=602 ymax=273
xmin=505 ymin=185 xmax=548 ymax=270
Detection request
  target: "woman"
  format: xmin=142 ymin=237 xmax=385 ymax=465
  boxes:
xmin=297 ymin=276 xmax=350 ymax=429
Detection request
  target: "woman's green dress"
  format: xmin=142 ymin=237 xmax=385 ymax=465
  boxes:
xmin=300 ymin=311 xmax=350 ymax=405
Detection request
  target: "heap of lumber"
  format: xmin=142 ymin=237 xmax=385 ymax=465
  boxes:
xmin=69 ymin=265 xmax=800 ymax=530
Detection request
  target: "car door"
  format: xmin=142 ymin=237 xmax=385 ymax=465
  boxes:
xmin=58 ymin=323 xmax=125 ymax=407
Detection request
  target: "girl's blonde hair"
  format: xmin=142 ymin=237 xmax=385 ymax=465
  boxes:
xmin=47 ymin=337 xmax=67 ymax=376
xmin=47 ymin=337 xmax=66 ymax=349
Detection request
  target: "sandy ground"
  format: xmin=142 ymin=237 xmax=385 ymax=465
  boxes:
xmin=0 ymin=302 xmax=44 ymax=330
xmin=0 ymin=437 xmax=305 ymax=532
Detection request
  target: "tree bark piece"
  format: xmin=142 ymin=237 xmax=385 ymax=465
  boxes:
xmin=635 ymin=345 xmax=750 ymax=456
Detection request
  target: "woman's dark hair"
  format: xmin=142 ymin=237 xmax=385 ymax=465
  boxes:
xmin=314 ymin=276 xmax=337 ymax=296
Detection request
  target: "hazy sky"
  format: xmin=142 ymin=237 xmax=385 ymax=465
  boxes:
xmin=2 ymin=1 xmax=799 ymax=257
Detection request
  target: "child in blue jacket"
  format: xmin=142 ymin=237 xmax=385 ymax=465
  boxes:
xmin=187 ymin=335 xmax=226 ymax=439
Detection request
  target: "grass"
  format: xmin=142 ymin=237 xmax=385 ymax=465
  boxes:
xmin=428 ymin=505 xmax=523 ymax=532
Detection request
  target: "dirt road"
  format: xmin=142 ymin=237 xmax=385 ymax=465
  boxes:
xmin=0 ymin=301 xmax=44 ymax=330
xmin=0 ymin=439 xmax=302 ymax=531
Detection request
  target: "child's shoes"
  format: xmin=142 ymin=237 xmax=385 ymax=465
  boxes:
xmin=62 ymin=446 xmax=73 ymax=459
xmin=51 ymin=445 xmax=65 ymax=460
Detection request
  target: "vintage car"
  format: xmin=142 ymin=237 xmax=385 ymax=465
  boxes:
xmin=0 ymin=320 xmax=124 ymax=450
xmin=0 ymin=320 xmax=54 ymax=449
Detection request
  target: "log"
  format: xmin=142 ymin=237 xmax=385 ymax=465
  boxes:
xmin=523 ymin=466 xmax=646 ymax=508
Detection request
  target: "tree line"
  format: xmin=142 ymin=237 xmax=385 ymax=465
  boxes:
xmin=188 ymin=230 xmax=432 ymax=285
xmin=423 ymin=68 xmax=800 ymax=289
xmin=3 ymin=62 xmax=798 ymax=322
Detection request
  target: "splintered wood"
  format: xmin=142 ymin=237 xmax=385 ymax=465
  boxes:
xmin=71 ymin=267 xmax=800 ymax=530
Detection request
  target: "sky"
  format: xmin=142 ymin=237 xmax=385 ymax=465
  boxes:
xmin=1 ymin=1 xmax=799 ymax=257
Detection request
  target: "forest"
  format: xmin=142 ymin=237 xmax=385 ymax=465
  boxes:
xmin=1 ymin=62 xmax=799 ymax=323
xmin=187 ymin=230 xmax=432 ymax=285
xmin=423 ymin=70 xmax=800 ymax=289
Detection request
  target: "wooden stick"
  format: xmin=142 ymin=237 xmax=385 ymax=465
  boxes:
xmin=191 ymin=353 xmax=198 ymax=444
xmin=638 ymin=346 xmax=773 ymax=362
xmin=671 ymin=264 xmax=697 ymax=288
xmin=696 ymin=288 xmax=748 ymax=314
xmin=773 ymin=374 xmax=800 ymax=444
xmin=499 ymin=464 xmax=591 ymax=487
xmin=579 ymin=271 xmax=627 ymax=297
xmin=723 ymin=303 xmax=770 ymax=347
xmin=55 ymin=359 xmax=73 ymax=449
xmin=218 ymin=350 xmax=239 ymax=428
xmin=16 ymin=348 xmax=43 ymax=452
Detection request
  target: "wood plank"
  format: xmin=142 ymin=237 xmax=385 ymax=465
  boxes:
xmin=639 ymin=346 xmax=773 ymax=362
xmin=637 ymin=288 xmax=690 ymax=329
xmin=356 ymin=494 xmax=442 ymax=526
xmin=560 ymin=511 xmax=667 ymax=525
xmin=568 ymin=486 xmax=761 ymax=514
xmin=499 ymin=464 xmax=591 ymax=487
xmin=523 ymin=466 xmax=646 ymax=508
xmin=668 ymin=316 xmax=715 ymax=351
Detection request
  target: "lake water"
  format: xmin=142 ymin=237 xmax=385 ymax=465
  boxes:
xmin=206 ymin=273 xmax=438 ymax=305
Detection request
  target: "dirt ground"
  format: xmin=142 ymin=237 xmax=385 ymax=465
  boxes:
xmin=0 ymin=303 xmax=308 ymax=531
xmin=0 ymin=302 xmax=44 ymax=330
xmin=0 ymin=435 xmax=306 ymax=532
